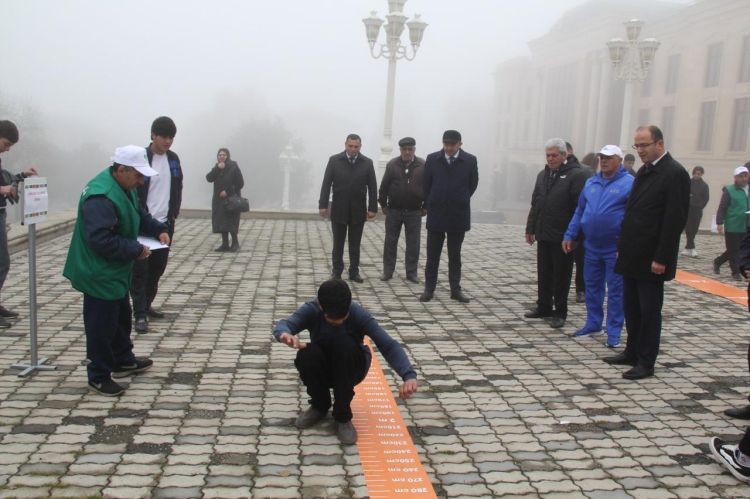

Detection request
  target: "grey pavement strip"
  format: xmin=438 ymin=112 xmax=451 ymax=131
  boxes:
xmin=0 ymin=219 xmax=746 ymax=497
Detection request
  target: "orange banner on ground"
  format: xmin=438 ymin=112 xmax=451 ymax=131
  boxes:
xmin=351 ymin=341 xmax=436 ymax=499
xmin=675 ymin=269 xmax=748 ymax=307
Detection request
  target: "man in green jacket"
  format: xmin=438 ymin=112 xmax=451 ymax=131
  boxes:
xmin=64 ymin=145 xmax=170 ymax=396
xmin=713 ymin=165 xmax=749 ymax=280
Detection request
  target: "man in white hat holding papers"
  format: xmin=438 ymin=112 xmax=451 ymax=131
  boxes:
xmin=63 ymin=145 xmax=170 ymax=396
xmin=713 ymin=165 xmax=750 ymax=281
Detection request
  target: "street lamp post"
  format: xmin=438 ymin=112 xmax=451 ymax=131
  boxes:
xmin=279 ymin=145 xmax=298 ymax=211
xmin=363 ymin=1 xmax=427 ymax=172
xmin=606 ymin=19 xmax=659 ymax=150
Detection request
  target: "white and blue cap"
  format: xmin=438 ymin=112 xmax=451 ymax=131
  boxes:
xmin=111 ymin=145 xmax=158 ymax=176
xmin=598 ymin=144 xmax=623 ymax=157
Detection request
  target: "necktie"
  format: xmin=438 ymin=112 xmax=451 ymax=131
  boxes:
xmin=349 ymin=156 xmax=356 ymax=165
xmin=448 ymin=156 xmax=455 ymax=165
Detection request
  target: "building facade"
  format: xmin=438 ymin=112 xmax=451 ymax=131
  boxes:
xmin=494 ymin=0 xmax=750 ymax=225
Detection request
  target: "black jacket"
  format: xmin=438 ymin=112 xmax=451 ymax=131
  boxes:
xmin=137 ymin=147 xmax=184 ymax=224
xmin=526 ymin=159 xmax=588 ymax=242
xmin=378 ymin=156 xmax=425 ymax=210
xmin=318 ymin=152 xmax=377 ymax=224
xmin=423 ymin=149 xmax=479 ymax=233
xmin=689 ymin=177 xmax=709 ymax=210
xmin=206 ymin=160 xmax=244 ymax=234
xmin=615 ymin=152 xmax=690 ymax=281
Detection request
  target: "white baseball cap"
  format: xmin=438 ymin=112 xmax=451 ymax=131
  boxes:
xmin=598 ymin=144 xmax=623 ymax=157
xmin=734 ymin=166 xmax=749 ymax=176
xmin=111 ymin=145 xmax=158 ymax=177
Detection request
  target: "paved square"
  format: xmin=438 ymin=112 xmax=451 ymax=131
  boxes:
xmin=0 ymin=218 xmax=747 ymax=497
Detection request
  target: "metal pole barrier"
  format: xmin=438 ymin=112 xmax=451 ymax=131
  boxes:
xmin=11 ymin=200 xmax=56 ymax=377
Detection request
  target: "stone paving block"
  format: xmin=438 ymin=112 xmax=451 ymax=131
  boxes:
xmin=0 ymin=487 xmax=52 ymax=498
xmin=50 ymin=486 xmax=104 ymax=498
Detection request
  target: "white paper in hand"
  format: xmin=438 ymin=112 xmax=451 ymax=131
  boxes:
xmin=137 ymin=236 xmax=169 ymax=250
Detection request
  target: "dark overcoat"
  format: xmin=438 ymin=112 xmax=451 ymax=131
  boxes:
xmin=423 ymin=149 xmax=479 ymax=233
xmin=615 ymin=152 xmax=690 ymax=281
xmin=318 ymin=152 xmax=377 ymax=224
xmin=526 ymin=159 xmax=588 ymax=242
xmin=206 ymin=160 xmax=244 ymax=233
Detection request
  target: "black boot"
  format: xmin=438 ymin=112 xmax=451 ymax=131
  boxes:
xmin=229 ymin=232 xmax=240 ymax=252
xmin=215 ymin=233 xmax=230 ymax=252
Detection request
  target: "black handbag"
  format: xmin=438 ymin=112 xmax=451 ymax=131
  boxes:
xmin=224 ymin=194 xmax=250 ymax=213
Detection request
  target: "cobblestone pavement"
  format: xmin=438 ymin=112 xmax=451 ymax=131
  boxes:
xmin=0 ymin=219 xmax=748 ymax=498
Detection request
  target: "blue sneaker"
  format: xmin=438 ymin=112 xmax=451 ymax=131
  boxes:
xmin=607 ymin=341 xmax=621 ymax=348
xmin=574 ymin=327 xmax=602 ymax=337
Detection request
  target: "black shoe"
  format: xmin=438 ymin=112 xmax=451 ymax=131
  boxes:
xmin=88 ymin=379 xmax=125 ymax=397
xmin=406 ymin=275 xmax=420 ymax=284
xmin=710 ymin=436 xmax=750 ymax=483
xmin=214 ymin=244 xmax=229 ymax=252
xmin=524 ymin=308 xmax=552 ymax=319
xmin=331 ymin=272 xmax=342 ymax=279
xmin=450 ymin=290 xmax=470 ymax=303
xmin=295 ymin=406 xmax=327 ymax=429
xmin=0 ymin=317 xmax=11 ymax=329
xmin=134 ymin=318 xmax=148 ymax=334
xmin=576 ymin=292 xmax=585 ymax=303
xmin=146 ymin=307 xmax=165 ymax=319
xmin=349 ymin=275 xmax=364 ymax=283
xmin=0 ymin=305 xmax=19 ymax=318
xmin=603 ymin=352 xmax=636 ymax=365
xmin=336 ymin=420 xmax=358 ymax=444
xmin=380 ymin=274 xmax=392 ymax=281
xmin=713 ymin=261 xmax=721 ymax=275
xmin=419 ymin=292 xmax=433 ymax=302
xmin=228 ymin=243 xmax=240 ymax=252
xmin=112 ymin=357 xmax=153 ymax=378
xmin=547 ymin=317 xmax=566 ymax=329
xmin=622 ymin=364 xmax=654 ymax=380
xmin=725 ymin=405 xmax=750 ymax=420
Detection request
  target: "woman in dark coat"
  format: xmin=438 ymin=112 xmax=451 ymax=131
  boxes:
xmin=206 ymin=148 xmax=245 ymax=252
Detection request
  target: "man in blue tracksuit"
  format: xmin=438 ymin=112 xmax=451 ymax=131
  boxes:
xmin=563 ymin=145 xmax=634 ymax=347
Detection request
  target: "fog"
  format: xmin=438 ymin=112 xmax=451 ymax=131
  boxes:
xmin=0 ymin=0 xmax=692 ymax=212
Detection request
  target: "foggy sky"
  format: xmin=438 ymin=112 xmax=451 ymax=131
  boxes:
xmin=0 ymin=0 xmax=691 ymax=209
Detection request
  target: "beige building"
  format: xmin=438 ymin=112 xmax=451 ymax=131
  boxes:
xmin=494 ymin=0 xmax=750 ymax=225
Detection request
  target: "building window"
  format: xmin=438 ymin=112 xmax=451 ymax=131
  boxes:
xmin=662 ymin=106 xmax=675 ymax=145
xmin=665 ymin=54 xmax=680 ymax=94
xmin=638 ymin=109 xmax=650 ymax=126
xmin=740 ymin=35 xmax=750 ymax=83
xmin=729 ymin=97 xmax=750 ymax=151
xmin=697 ymin=101 xmax=716 ymax=151
xmin=704 ymin=42 xmax=723 ymax=88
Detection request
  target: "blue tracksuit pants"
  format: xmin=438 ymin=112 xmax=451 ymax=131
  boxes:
xmin=583 ymin=251 xmax=624 ymax=344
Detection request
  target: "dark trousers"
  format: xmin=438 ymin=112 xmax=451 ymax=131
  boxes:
xmin=0 ymin=211 xmax=8 ymax=296
xmin=739 ymin=428 xmax=750 ymax=455
xmin=715 ymin=231 xmax=744 ymax=276
xmin=684 ymin=207 xmax=703 ymax=249
xmin=84 ymin=293 xmax=136 ymax=383
xmin=382 ymin=209 xmax=422 ymax=279
xmin=294 ymin=335 xmax=368 ymax=422
xmin=131 ymin=224 xmax=173 ymax=319
xmin=331 ymin=221 xmax=365 ymax=277
xmin=424 ymin=230 xmax=465 ymax=294
xmin=536 ymin=240 xmax=574 ymax=318
xmin=622 ymin=277 xmax=664 ymax=368
xmin=574 ymin=245 xmax=585 ymax=294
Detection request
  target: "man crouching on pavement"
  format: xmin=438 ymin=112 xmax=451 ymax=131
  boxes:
xmin=63 ymin=145 xmax=170 ymax=396
xmin=273 ymin=278 xmax=418 ymax=444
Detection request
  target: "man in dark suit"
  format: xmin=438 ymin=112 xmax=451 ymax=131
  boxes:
xmin=525 ymin=138 xmax=588 ymax=329
xmin=319 ymin=134 xmax=377 ymax=283
xmin=419 ymin=130 xmax=479 ymax=303
xmin=605 ymin=125 xmax=690 ymax=380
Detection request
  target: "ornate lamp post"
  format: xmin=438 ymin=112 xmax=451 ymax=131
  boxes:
xmin=278 ymin=145 xmax=298 ymax=211
xmin=363 ymin=1 xmax=427 ymax=172
xmin=606 ymin=19 xmax=659 ymax=149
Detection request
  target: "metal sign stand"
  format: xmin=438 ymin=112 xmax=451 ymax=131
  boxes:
xmin=11 ymin=178 xmax=55 ymax=377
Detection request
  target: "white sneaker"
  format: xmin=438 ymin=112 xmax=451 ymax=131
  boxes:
xmin=690 ymin=249 xmax=698 ymax=257
xmin=680 ymin=249 xmax=690 ymax=256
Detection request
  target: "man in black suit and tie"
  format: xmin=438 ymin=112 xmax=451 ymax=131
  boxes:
xmin=419 ymin=130 xmax=479 ymax=303
xmin=319 ymin=134 xmax=377 ymax=283
xmin=605 ymin=125 xmax=690 ymax=380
